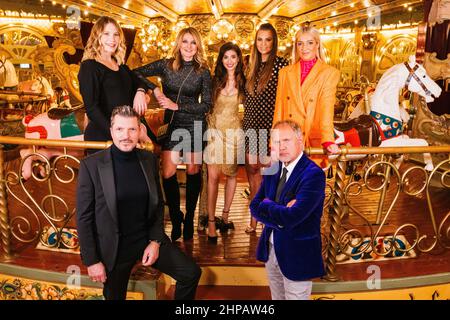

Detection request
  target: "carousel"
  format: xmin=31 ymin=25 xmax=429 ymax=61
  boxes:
xmin=0 ymin=0 xmax=449 ymax=300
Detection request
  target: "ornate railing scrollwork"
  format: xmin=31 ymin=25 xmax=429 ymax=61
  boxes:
xmin=337 ymin=156 xmax=449 ymax=260
xmin=0 ymin=136 xmax=153 ymax=257
xmin=310 ymin=145 xmax=450 ymax=280
xmin=0 ymin=136 xmax=448 ymax=281
xmin=5 ymin=170 xmax=41 ymax=244
xmin=426 ymin=159 xmax=450 ymax=250
xmin=4 ymin=149 xmax=80 ymax=248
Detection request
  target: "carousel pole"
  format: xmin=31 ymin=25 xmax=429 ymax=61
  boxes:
xmin=375 ymin=157 xmax=391 ymax=225
xmin=0 ymin=145 xmax=12 ymax=260
xmin=323 ymin=148 xmax=347 ymax=281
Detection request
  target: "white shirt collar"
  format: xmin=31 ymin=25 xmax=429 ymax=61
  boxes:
xmin=281 ymin=152 xmax=303 ymax=181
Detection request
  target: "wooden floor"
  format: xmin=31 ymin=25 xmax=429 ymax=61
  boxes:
xmin=2 ymin=159 xmax=450 ymax=286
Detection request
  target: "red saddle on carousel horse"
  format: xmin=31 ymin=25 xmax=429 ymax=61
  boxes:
xmin=19 ymin=105 xmax=159 ymax=180
xmin=331 ymin=55 xmax=442 ymax=171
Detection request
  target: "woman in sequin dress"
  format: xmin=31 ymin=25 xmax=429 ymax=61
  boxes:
xmin=134 ymin=28 xmax=212 ymax=242
xmin=204 ymin=42 xmax=245 ymax=243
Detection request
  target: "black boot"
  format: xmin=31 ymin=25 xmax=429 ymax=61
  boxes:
xmin=162 ymin=174 xmax=184 ymax=242
xmin=184 ymin=172 xmax=202 ymax=241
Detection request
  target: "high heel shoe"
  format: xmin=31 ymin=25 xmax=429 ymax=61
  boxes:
xmin=221 ymin=210 xmax=234 ymax=231
xmin=207 ymin=219 xmax=218 ymax=244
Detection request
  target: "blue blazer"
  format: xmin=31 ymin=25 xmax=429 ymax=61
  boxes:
xmin=250 ymin=154 xmax=326 ymax=281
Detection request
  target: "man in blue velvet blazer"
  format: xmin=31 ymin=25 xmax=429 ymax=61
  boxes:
xmin=250 ymin=119 xmax=326 ymax=300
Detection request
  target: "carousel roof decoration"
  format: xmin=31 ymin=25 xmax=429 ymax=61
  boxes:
xmin=0 ymin=0 xmax=426 ymax=68
xmin=0 ymin=1 xmax=424 ymax=29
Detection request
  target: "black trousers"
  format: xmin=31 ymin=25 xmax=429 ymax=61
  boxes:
xmin=103 ymin=240 xmax=201 ymax=300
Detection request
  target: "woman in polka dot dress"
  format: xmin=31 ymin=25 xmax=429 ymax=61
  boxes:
xmin=242 ymin=23 xmax=289 ymax=233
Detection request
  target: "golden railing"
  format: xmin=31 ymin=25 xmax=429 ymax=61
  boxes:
xmin=0 ymin=136 xmax=153 ymax=261
xmin=0 ymin=135 xmax=449 ymax=281
xmin=306 ymin=145 xmax=450 ymax=281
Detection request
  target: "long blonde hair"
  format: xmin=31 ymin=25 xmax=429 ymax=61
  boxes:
xmin=170 ymin=27 xmax=207 ymax=72
xmin=291 ymin=26 xmax=325 ymax=64
xmin=81 ymin=16 xmax=127 ymax=65
xmin=245 ymin=23 xmax=278 ymax=95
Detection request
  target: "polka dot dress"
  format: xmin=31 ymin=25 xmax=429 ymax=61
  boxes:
xmin=242 ymin=56 xmax=289 ymax=156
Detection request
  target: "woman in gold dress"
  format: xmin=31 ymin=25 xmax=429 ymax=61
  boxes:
xmin=204 ymin=42 xmax=245 ymax=243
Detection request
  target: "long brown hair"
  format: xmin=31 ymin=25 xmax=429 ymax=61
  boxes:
xmin=81 ymin=16 xmax=127 ymax=65
xmin=170 ymin=27 xmax=207 ymax=72
xmin=245 ymin=23 xmax=278 ymax=95
xmin=212 ymin=42 xmax=246 ymax=104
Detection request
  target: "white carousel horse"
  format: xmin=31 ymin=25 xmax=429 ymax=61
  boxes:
xmin=1 ymin=61 xmax=71 ymax=111
xmin=20 ymin=106 xmax=152 ymax=180
xmin=334 ymin=55 xmax=442 ymax=171
xmin=17 ymin=75 xmax=59 ymax=109
xmin=0 ymin=56 xmax=19 ymax=89
xmin=0 ymin=57 xmax=20 ymax=108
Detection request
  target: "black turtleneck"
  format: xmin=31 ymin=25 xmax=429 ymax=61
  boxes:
xmin=111 ymin=144 xmax=149 ymax=243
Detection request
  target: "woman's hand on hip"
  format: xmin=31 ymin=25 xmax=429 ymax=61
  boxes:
xmin=159 ymin=97 xmax=179 ymax=111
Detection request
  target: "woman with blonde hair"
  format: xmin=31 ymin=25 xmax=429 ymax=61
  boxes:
xmin=134 ymin=27 xmax=212 ymax=242
xmin=273 ymin=26 xmax=340 ymax=160
xmin=78 ymin=16 xmax=147 ymax=151
xmin=242 ymin=23 xmax=288 ymax=233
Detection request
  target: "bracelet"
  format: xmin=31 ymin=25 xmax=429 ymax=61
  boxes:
xmin=137 ymin=88 xmax=146 ymax=93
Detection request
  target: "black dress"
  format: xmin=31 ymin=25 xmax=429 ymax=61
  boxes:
xmin=134 ymin=59 xmax=212 ymax=152
xmin=78 ymin=59 xmax=145 ymax=142
xmin=242 ymin=56 xmax=289 ymax=156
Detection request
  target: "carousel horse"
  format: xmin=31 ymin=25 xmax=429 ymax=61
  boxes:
xmin=17 ymin=75 xmax=58 ymax=109
xmin=0 ymin=56 xmax=19 ymax=89
xmin=333 ymin=55 xmax=442 ymax=171
xmin=0 ymin=57 xmax=20 ymax=108
xmin=53 ymin=86 xmax=72 ymax=108
xmin=20 ymin=105 xmax=152 ymax=180
xmin=0 ymin=61 xmax=62 ymax=109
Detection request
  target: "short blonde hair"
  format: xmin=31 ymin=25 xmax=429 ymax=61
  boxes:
xmin=291 ymin=26 xmax=325 ymax=64
xmin=171 ymin=27 xmax=207 ymax=72
xmin=82 ymin=16 xmax=127 ymax=65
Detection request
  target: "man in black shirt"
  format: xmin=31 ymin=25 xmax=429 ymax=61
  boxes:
xmin=76 ymin=105 xmax=201 ymax=300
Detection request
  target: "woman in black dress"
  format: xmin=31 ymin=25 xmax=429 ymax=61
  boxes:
xmin=78 ymin=16 xmax=148 ymax=152
xmin=134 ymin=27 xmax=212 ymax=242
xmin=242 ymin=23 xmax=289 ymax=233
